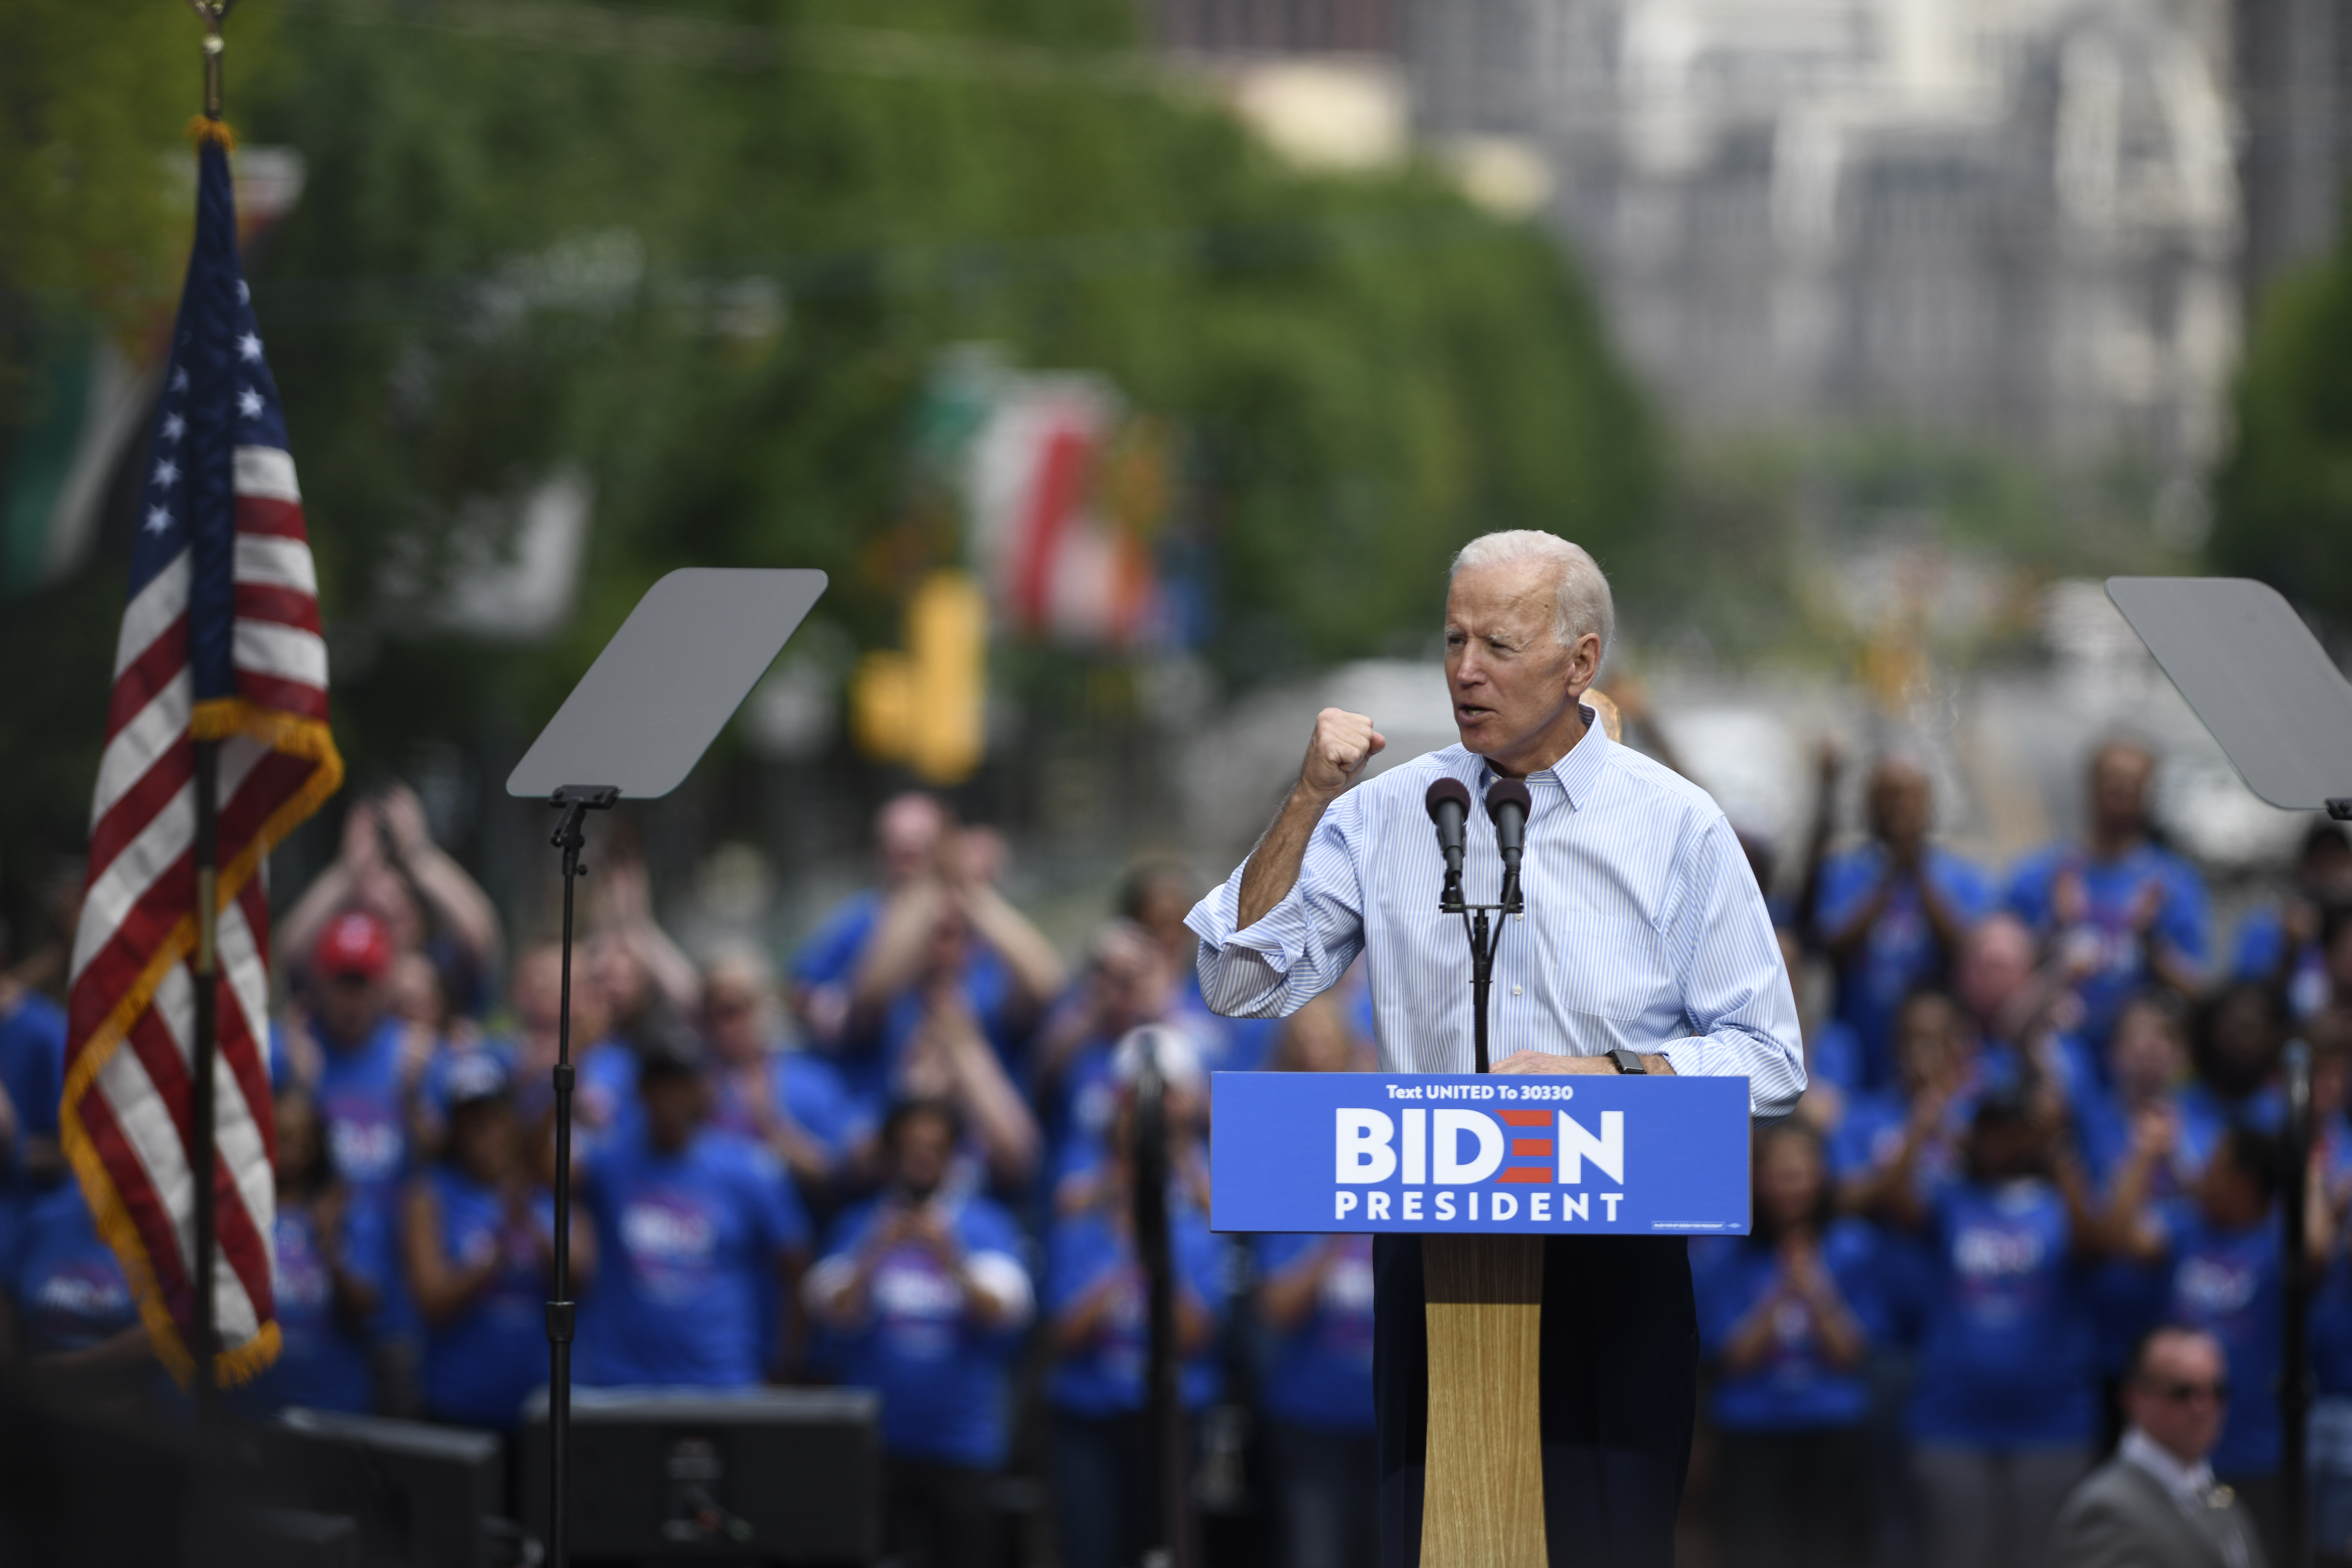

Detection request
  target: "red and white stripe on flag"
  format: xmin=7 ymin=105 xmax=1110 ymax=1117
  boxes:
xmin=62 ymin=132 xmax=343 ymax=1388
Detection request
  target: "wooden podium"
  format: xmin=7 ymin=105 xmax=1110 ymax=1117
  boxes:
xmin=1421 ymin=1234 xmax=1546 ymax=1568
xmin=1207 ymin=1071 xmax=1753 ymax=1568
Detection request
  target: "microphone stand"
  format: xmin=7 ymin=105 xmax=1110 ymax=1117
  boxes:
xmin=1132 ymin=1036 xmax=1187 ymax=1568
xmin=1441 ymin=877 xmax=1521 ymax=1074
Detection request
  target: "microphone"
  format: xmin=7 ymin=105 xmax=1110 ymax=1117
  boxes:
xmin=1425 ymin=778 xmax=1470 ymax=909
xmin=1487 ymin=778 xmax=1531 ymax=911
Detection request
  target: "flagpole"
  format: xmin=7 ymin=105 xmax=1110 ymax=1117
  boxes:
xmin=187 ymin=0 xmax=236 ymax=122
xmin=191 ymin=739 xmax=220 ymax=1410
xmin=182 ymin=0 xmax=237 ymax=1412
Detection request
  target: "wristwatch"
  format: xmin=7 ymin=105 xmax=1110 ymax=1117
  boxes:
xmin=1608 ymin=1048 xmax=1648 ymax=1075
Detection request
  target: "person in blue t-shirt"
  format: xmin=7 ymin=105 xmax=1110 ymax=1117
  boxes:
xmin=1114 ymin=859 xmax=1282 ymax=1074
xmin=238 ymin=1085 xmax=383 ymax=1416
xmin=292 ymin=909 xmax=435 ymax=1411
xmin=2308 ymin=1238 xmax=2352 ymax=1553
xmin=276 ymin=785 xmax=505 ymax=1024
xmin=2176 ymin=982 xmax=2290 ymax=1181
xmin=1249 ymin=991 xmax=1380 ymax=1568
xmin=788 ymin=793 xmax=952 ymax=1047
xmin=1832 ymin=988 xmax=1974 ymax=1201
xmin=1699 ymin=1121 xmax=1882 ymax=1568
xmin=2005 ymin=739 xmax=2208 ymax=1053
xmin=845 ymin=852 xmax=1063 ymax=1126
xmin=578 ymin=1032 xmax=811 ymax=1388
xmin=870 ymin=939 xmax=1045 ymax=1204
xmin=701 ymin=949 xmax=854 ymax=1216
xmin=1051 ymin=1025 xmax=1212 ymax=1225
xmin=294 ymin=911 xmax=428 ymax=1209
xmin=1815 ymin=757 xmax=1995 ymax=1090
xmin=1254 ymin=1228 xmax=1377 ymax=1568
xmin=0 ymin=1172 xmax=153 ymax=1412
xmin=2071 ymin=991 xmax=2194 ymax=1192
xmin=0 ymin=978 xmax=66 ymax=1189
xmin=2229 ymin=822 xmax=2352 ymax=1018
xmin=2070 ymin=990 xmax=2202 ymax=1397
xmin=2109 ymin=1123 xmax=2325 ymax=1554
xmin=1777 ymin=928 xmax=1864 ymax=1122
xmin=403 ymin=1053 xmax=583 ymax=1429
xmin=1045 ymin=1104 xmax=1225 ymax=1568
xmin=1036 ymin=923 xmax=1185 ymax=1193
xmin=795 ymin=804 xmax=1063 ymax=1102
xmin=805 ymin=1098 xmax=1033 ymax=1568
xmin=1869 ymin=1089 xmax=2112 ymax=1568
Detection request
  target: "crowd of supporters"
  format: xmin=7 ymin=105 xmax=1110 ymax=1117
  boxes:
xmin=3 ymin=740 xmax=2352 ymax=1568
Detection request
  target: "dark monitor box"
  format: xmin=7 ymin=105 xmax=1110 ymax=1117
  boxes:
xmin=520 ymin=1387 xmax=882 ymax=1565
xmin=265 ymin=1408 xmax=506 ymax=1568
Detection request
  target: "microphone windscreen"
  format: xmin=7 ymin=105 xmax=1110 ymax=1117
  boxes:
xmin=1425 ymin=777 xmax=1472 ymax=823
xmin=1486 ymin=778 xmax=1532 ymax=823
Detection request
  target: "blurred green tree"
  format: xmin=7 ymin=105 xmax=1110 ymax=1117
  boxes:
xmin=244 ymin=0 xmax=1655 ymax=727
xmin=2 ymin=0 xmax=1657 ymax=900
xmin=2212 ymin=248 xmax=2352 ymax=630
xmin=0 ymin=0 xmax=193 ymax=353
xmin=0 ymin=0 xmax=220 ymax=946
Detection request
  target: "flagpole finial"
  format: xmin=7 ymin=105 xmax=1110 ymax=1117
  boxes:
xmin=183 ymin=0 xmax=239 ymax=122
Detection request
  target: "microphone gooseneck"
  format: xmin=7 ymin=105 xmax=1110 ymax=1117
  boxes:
xmin=1486 ymin=777 xmax=1530 ymax=913
xmin=1425 ymin=777 xmax=1471 ymax=911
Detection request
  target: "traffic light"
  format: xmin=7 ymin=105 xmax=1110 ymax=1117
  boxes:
xmin=851 ymin=569 xmax=987 ymax=784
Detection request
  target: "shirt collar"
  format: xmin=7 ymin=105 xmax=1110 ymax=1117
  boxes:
xmin=2119 ymin=1426 xmax=2217 ymax=1506
xmin=1473 ymin=703 xmax=1610 ymax=809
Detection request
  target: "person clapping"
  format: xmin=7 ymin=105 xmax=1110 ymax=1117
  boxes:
xmin=402 ymin=1053 xmax=587 ymax=1430
xmin=804 ymin=1100 xmax=1033 ymax=1568
xmin=1698 ymin=1120 xmax=1885 ymax=1568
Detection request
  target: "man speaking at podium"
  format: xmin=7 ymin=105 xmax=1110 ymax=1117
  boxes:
xmin=1188 ymin=530 xmax=1804 ymax=1568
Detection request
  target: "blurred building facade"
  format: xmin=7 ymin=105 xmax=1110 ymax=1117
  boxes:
xmin=1399 ymin=0 xmax=2239 ymax=478
xmin=2236 ymin=0 xmax=2352 ymax=292
xmin=1156 ymin=0 xmax=2252 ymax=481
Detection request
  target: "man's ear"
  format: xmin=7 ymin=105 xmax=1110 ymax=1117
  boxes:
xmin=1565 ymin=632 xmax=1602 ymax=691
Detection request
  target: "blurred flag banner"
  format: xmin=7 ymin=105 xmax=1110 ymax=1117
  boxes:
xmin=956 ymin=367 xmax=1173 ymax=648
xmin=61 ymin=135 xmax=343 ymax=1386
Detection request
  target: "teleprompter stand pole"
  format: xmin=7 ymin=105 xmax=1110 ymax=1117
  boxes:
xmin=545 ymin=784 xmax=617 ymax=1568
xmin=2285 ymin=1038 xmax=2314 ymax=1568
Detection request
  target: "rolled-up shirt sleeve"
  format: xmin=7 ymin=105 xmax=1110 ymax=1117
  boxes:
xmin=1185 ymin=796 xmax=1368 ymax=1020
xmin=1651 ymin=813 xmax=1806 ymax=1119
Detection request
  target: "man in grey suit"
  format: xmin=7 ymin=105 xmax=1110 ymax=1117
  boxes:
xmin=2052 ymin=1326 xmax=2269 ymax=1568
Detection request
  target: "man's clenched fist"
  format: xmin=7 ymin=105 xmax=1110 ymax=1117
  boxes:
xmin=1300 ymin=708 xmax=1387 ymax=802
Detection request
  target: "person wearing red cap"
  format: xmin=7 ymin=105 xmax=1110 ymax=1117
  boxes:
xmin=288 ymin=907 xmax=432 ymax=1412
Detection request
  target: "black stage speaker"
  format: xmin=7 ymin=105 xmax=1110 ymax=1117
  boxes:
xmin=244 ymin=1508 xmax=361 ymax=1568
xmin=266 ymin=1408 xmax=506 ymax=1568
xmin=520 ymin=1387 xmax=881 ymax=1565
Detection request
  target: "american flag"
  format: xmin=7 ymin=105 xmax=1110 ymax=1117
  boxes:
xmin=61 ymin=134 xmax=343 ymax=1386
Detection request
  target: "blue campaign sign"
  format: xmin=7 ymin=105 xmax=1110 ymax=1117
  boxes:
xmin=1210 ymin=1073 xmax=1752 ymax=1236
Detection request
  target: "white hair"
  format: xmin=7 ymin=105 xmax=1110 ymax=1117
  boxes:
xmin=1448 ymin=530 xmax=1614 ymax=665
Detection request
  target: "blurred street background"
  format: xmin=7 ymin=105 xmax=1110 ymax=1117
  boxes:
xmin=10 ymin=0 xmax=2349 ymax=951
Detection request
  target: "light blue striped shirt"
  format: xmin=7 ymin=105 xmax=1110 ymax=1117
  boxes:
xmin=1185 ymin=711 xmax=1805 ymax=1118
